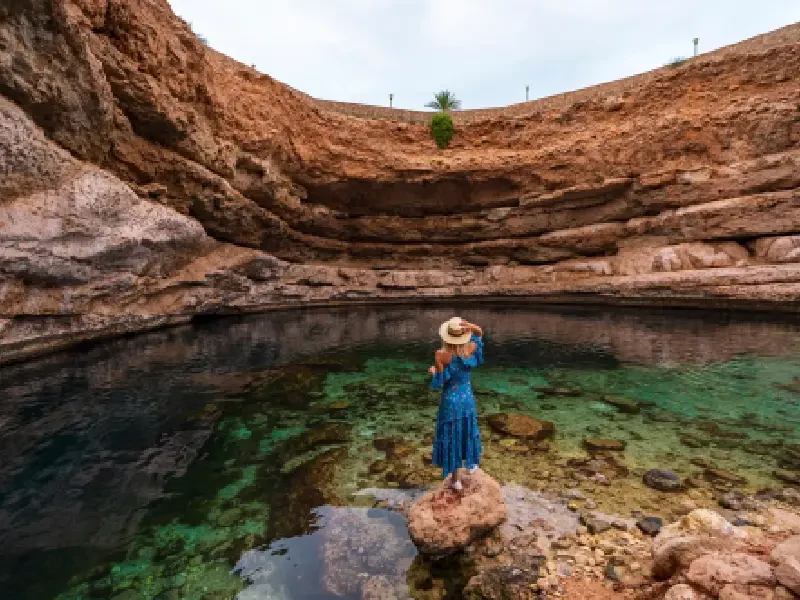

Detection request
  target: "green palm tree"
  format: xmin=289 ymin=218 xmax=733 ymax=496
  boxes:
xmin=425 ymin=90 xmax=461 ymax=111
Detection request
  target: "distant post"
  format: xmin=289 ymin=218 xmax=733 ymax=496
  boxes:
xmin=389 ymin=93 xmax=393 ymax=108
xmin=693 ymin=38 xmax=699 ymax=57
xmin=526 ymin=85 xmax=529 ymax=102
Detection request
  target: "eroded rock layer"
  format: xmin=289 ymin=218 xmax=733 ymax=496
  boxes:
xmin=2 ymin=0 xmax=800 ymax=362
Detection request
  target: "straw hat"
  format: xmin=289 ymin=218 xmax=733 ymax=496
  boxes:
xmin=439 ymin=317 xmax=472 ymax=345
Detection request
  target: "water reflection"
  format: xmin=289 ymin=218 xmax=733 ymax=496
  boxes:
xmin=1 ymin=305 xmax=799 ymax=599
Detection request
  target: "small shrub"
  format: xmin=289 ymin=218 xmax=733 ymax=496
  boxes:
xmin=430 ymin=113 xmax=454 ymax=149
xmin=666 ymin=56 xmax=689 ymax=68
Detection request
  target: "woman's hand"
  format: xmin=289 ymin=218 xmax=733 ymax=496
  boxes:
xmin=428 ymin=366 xmax=437 ymax=375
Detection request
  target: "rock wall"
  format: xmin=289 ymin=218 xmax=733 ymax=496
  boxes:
xmin=2 ymin=0 xmax=800 ymax=362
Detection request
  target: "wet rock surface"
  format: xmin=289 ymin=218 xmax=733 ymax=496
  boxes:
xmin=406 ymin=468 xmax=507 ymax=557
xmin=644 ymin=469 xmax=683 ymax=492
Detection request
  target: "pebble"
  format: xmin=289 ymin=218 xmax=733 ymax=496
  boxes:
xmin=594 ymin=548 xmax=605 ymax=561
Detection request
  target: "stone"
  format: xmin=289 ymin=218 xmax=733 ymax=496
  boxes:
xmin=601 ymin=395 xmax=641 ymax=414
xmin=704 ymin=468 xmax=747 ymax=486
xmin=637 ymin=516 xmax=664 ymax=536
xmin=719 ymin=584 xmax=780 ymax=600
xmin=776 ymin=557 xmax=800 ymax=594
xmin=719 ymin=491 xmax=760 ymax=511
xmin=487 ymin=413 xmax=555 ymax=441
xmin=652 ymin=510 xmax=747 ymax=579
xmin=774 ymin=470 xmax=800 ymax=485
xmin=663 ymin=583 xmax=699 ymax=600
xmin=644 ymin=469 xmax=683 ymax=491
xmin=583 ymin=438 xmax=627 ymax=452
xmin=406 ymin=468 xmax=507 ymax=556
xmin=772 ymin=536 xmax=800 ymax=565
xmin=686 ymin=552 xmax=775 ymax=595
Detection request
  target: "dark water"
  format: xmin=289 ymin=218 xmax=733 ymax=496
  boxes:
xmin=1 ymin=306 xmax=799 ymax=599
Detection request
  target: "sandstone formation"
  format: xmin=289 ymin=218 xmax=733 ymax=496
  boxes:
xmin=3 ymin=1 xmax=800 ymax=361
xmin=406 ymin=468 xmax=507 ymax=557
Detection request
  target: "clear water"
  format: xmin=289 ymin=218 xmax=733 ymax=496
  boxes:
xmin=1 ymin=306 xmax=799 ymax=599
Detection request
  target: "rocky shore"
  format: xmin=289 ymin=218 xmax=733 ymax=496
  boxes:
xmin=360 ymin=467 xmax=800 ymax=600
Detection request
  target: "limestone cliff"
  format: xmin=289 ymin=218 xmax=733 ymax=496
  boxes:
xmin=2 ymin=0 xmax=800 ymax=363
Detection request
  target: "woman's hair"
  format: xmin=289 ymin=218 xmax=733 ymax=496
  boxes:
xmin=442 ymin=341 xmax=472 ymax=357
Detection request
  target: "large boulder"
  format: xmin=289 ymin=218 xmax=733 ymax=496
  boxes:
xmin=487 ymin=413 xmax=554 ymax=441
xmin=775 ymin=557 xmax=800 ymax=594
xmin=407 ymin=468 xmax=507 ymax=557
xmin=686 ymin=552 xmax=775 ymax=596
xmin=652 ymin=510 xmax=747 ymax=579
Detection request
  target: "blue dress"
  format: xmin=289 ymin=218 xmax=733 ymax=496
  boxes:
xmin=430 ymin=334 xmax=483 ymax=478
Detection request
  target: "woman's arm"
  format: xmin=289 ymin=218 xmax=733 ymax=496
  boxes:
xmin=460 ymin=320 xmax=483 ymax=339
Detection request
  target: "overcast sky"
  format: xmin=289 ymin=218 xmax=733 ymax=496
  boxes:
xmin=168 ymin=1 xmax=800 ymax=110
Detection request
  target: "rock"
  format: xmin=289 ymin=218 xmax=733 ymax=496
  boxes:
xmin=774 ymin=470 xmax=800 ymax=485
xmin=369 ymin=460 xmax=388 ymax=474
xmin=719 ymin=584 xmax=780 ymax=600
xmin=604 ymin=563 xmax=623 ymax=581
xmin=776 ymin=557 xmax=800 ymax=594
xmin=719 ymin=491 xmax=760 ymax=511
xmin=772 ymin=536 xmax=800 ymax=565
xmin=686 ymin=552 xmax=775 ymax=595
xmin=601 ymin=395 xmax=641 ymax=414
xmin=406 ymin=468 xmax=507 ymax=556
xmin=644 ymin=469 xmax=683 ymax=491
xmin=581 ymin=511 xmax=634 ymax=534
xmin=583 ymin=438 xmax=627 ymax=452
xmin=704 ymin=468 xmax=747 ymax=486
xmin=652 ymin=510 xmax=747 ymax=579
xmin=663 ymin=583 xmax=699 ymax=600
xmin=464 ymin=564 xmax=544 ymax=599
xmin=637 ymin=516 xmax=664 ymax=536
xmin=487 ymin=413 xmax=555 ymax=441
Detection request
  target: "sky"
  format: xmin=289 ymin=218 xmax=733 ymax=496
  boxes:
xmin=168 ymin=0 xmax=800 ymax=110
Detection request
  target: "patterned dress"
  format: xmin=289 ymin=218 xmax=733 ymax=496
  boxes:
xmin=430 ymin=334 xmax=483 ymax=478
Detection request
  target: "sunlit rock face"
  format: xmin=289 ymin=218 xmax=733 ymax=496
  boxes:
xmin=3 ymin=1 xmax=800 ymax=361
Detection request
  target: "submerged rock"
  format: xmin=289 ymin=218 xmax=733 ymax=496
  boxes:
xmin=704 ymin=467 xmax=747 ymax=486
xmin=406 ymin=468 xmax=507 ymax=557
xmin=644 ymin=468 xmax=683 ymax=491
xmin=601 ymin=395 xmax=641 ymax=414
xmin=583 ymin=438 xmax=627 ymax=452
xmin=487 ymin=413 xmax=555 ymax=441
xmin=637 ymin=516 xmax=664 ymax=536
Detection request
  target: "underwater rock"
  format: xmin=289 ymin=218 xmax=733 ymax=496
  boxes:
xmin=268 ymin=447 xmax=348 ymax=539
xmin=275 ymin=423 xmax=352 ymax=462
xmin=373 ymin=436 xmax=414 ymax=458
xmin=369 ymin=460 xmax=389 ymax=474
xmin=644 ymin=469 xmax=683 ymax=491
xmin=718 ymin=491 xmax=761 ymax=511
xmin=487 ymin=413 xmax=555 ymax=441
xmin=704 ymin=468 xmax=747 ymax=486
xmin=637 ymin=516 xmax=664 ymax=536
xmin=601 ymin=395 xmax=641 ymax=414
xmin=680 ymin=434 xmax=710 ymax=448
xmin=583 ymin=438 xmax=626 ymax=452
xmin=319 ymin=508 xmax=416 ymax=598
xmin=406 ymin=468 xmax=506 ymax=557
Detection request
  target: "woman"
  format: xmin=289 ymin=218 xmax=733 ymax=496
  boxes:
xmin=428 ymin=317 xmax=484 ymax=491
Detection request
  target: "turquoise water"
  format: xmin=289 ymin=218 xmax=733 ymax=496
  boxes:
xmin=1 ymin=306 xmax=799 ymax=599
